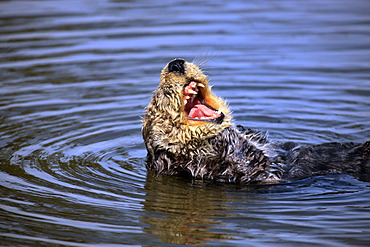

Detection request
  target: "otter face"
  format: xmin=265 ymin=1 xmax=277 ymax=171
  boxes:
xmin=159 ymin=58 xmax=227 ymax=126
xmin=143 ymin=58 xmax=232 ymax=154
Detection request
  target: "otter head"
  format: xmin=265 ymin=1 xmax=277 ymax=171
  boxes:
xmin=143 ymin=58 xmax=232 ymax=156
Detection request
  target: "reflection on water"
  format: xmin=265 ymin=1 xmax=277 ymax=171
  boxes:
xmin=143 ymin=172 xmax=232 ymax=245
xmin=1 ymin=0 xmax=370 ymax=246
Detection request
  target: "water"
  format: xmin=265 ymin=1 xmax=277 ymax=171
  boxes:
xmin=1 ymin=0 xmax=370 ymax=246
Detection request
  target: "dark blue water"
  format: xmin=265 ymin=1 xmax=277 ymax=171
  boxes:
xmin=1 ymin=0 xmax=370 ymax=246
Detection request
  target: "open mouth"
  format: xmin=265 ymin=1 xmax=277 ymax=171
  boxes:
xmin=183 ymin=81 xmax=224 ymax=123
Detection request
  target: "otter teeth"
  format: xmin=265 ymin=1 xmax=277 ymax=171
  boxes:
xmin=197 ymin=83 xmax=205 ymax=88
xmin=188 ymin=89 xmax=197 ymax=95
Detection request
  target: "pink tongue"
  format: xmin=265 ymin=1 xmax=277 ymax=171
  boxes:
xmin=189 ymin=104 xmax=216 ymax=118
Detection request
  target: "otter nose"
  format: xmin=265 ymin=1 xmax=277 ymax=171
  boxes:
xmin=168 ymin=58 xmax=185 ymax=74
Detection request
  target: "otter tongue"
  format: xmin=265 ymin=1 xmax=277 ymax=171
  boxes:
xmin=189 ymin=104 xmax=216 ymax=118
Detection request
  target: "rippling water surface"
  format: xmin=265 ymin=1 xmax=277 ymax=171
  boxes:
xmin=1 ymin=0 xmax=370 ymax=246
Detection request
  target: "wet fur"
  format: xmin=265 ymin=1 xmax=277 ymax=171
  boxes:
xmin=143 ymin=59 xmax=370 ymax=184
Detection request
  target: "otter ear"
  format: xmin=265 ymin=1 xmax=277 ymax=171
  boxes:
xmin=168 ymin=58 xmax=185 ymax=74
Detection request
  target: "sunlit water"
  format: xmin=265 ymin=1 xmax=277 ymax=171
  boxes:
xmin=1 ymin=0 xmax=370 ymax=246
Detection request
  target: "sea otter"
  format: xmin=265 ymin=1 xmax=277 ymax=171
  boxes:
xmin=142 ymin=58 xmax=370 ymax=184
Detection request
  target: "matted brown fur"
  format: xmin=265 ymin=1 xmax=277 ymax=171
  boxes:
xmin=142 ymin=59 xmax=370 ymax=184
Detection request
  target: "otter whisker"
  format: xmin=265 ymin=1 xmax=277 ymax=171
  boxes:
xmin=193 ymin=48 xmax=221 ymax=69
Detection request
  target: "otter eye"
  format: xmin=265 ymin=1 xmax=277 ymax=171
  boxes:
xmin=168 ymin=58 xmax=185 ymax=74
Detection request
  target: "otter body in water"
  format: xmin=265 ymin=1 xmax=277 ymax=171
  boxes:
xmin=142 ymin=59 xmax=370 ymax=184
